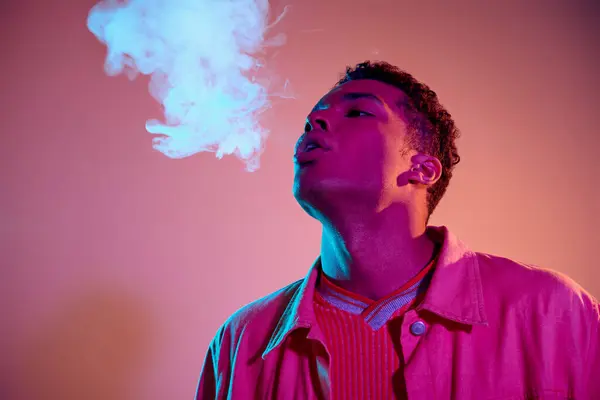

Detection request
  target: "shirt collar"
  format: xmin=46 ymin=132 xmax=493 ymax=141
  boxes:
xmin=316 ymin=251 xmax=437 ymax=330
xmin=262 ymin=225 xmax=488 ymax=359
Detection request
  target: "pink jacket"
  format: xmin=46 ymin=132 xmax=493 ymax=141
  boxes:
xmin=196 ymin=226 xmax=600 ymax=399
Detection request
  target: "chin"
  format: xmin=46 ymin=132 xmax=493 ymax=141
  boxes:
xmin=292 ymin=185 xmax=321 ymax=221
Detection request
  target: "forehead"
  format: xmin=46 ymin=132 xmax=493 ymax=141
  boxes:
xmin=313 ymin=79 xmax=407 ymax=111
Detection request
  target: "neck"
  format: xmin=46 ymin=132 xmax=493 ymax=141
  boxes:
xmin=319 ymin=205 xmax=435 ymax=301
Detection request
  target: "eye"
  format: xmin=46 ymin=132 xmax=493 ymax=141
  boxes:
xmin=346 ymin=109 xmax=373 ymax=117
xmin=304 ymin=121 xmax=312 ymax=132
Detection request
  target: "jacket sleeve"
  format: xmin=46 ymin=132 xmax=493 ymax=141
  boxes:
xmin=587 ymin=296 xmax=600 ymax=398
xmin=195 ymin=325 xmax=228 ymax=400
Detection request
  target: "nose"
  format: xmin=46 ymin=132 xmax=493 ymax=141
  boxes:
xmin=305 ymin=112 xmax=329 ymax=132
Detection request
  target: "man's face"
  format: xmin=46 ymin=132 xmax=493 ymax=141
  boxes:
xmin=293 ymin=79 xmax=415 ymax=217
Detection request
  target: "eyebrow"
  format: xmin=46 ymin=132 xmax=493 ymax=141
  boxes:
xmin=312 ymin=92 xmax=383 ymax=112
xmin=341 ymin=92 xmax=383 ymax=104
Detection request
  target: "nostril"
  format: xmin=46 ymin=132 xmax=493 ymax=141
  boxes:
xmin=315 ymin=118 xmax=327 ymax=131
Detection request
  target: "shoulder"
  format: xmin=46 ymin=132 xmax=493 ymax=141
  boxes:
xmin=475 ymin=252 xmax=599 ymax=318
xmin=209 ymin=278 xmax=304 ymax=349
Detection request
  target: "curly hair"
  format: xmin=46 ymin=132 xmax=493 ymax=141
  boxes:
xmin=334 ymin=61 xmax=461 ymax=220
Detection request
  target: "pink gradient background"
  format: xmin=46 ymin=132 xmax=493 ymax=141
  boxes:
xmin=2 ymin=1 xmax=599 ymax=398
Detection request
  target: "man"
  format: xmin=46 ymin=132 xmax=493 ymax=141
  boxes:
xmin=196 ymin=61 xmax=600 ymax=399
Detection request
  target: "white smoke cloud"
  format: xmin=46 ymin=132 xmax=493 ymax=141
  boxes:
xmin=87 ymin=0 xmax=286 ymax=171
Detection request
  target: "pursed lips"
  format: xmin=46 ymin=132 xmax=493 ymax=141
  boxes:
xmin=294 ymin=137 xmax=330 ymax=165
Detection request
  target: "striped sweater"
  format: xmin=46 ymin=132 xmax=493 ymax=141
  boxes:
xmin=313 ymin=253 xmax=437 ymax=399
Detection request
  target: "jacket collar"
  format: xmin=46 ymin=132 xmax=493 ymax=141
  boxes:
xmin=416 ymin=226 xmax=488 ymax=326
xmin=262 ymin=226 xmax=488 ymax=359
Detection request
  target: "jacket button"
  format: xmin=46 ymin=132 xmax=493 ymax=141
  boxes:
xmin=410 ymin=320 xmax=426 ymax=336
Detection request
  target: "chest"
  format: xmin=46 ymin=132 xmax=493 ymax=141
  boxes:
xmin=238 ymin=310 xmax=578 ymax=400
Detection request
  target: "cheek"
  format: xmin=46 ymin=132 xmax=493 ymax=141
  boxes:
xmin=381 ymin=126 xmax=410 ymax=166
xmin=335 ymin=138 xmax=386 ymax=182
xmin=338 ymin=122 xmax=385 ymax=153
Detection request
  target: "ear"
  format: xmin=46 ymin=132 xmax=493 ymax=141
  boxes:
xmin=408 ymin=155 xmax=442 ymax=186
